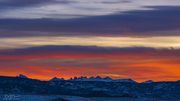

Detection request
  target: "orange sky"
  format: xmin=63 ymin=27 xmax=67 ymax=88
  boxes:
xmin=0 ymin=1 xmax=180 ymax=83
xmin=0 ymin=48 xmax=179 ymax=82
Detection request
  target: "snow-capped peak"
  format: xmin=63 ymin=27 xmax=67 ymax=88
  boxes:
xmin=49 ymin=77 xmax=64 ymax=82
xmin=70 ymin=76 xmax=137 ymax=82
xmin=71 ymin=76 xmax=112 ymax=82
xmin=143 ymin=80 xmax=154 ymax=84
xmin=17 ymin=74 xmax=28 ymax=79
xmin=114 ymin=78 xmax=136 ymax=83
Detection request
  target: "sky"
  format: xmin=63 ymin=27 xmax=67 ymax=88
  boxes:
xmin=0 ymin=0 xmax=180 ymax=82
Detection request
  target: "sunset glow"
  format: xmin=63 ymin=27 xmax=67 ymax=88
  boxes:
xmin=0 ymin=0 xmax=180 ymax=82
xmin=0 ymin=36 xmax=180 ymax=49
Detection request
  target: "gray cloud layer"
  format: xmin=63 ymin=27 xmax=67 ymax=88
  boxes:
xmin=0 ymin=6 xmax=180 ymax=37
xmin=0 ymin=45 xmax=170 ymax=55
xmin=0 ymin=0 xmax=180 ymax=19
xmin=0 ymin=0 xmax=180 ymax=37
xmin=0 ymin=0 xmax=70 ymax=9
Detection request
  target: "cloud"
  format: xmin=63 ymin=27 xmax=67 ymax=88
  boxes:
xmin=0 ymin=45 xmax=158 ymax=55
xmin=0 ymin=0 xmax=49 ymax=10
xmin=0 ymin=0 xmax=71 ymax=9
xmin=0 ymin=6 xmax=180 ymax=37
xmin=1 ymin=36 xmax=180 ymax=50
xmin=0 ymin=0 xmax=180 ymax=19
xmin=0 ymin=0 xmax=180 ymax=82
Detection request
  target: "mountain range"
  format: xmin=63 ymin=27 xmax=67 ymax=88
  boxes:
xmin=0 ymin=74 xmax=179 ymax=100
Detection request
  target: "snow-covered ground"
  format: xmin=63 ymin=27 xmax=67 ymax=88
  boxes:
xmin=0 ymin=95 xmax=59 ymax=101
xmin=0 ymin=95 xmax=91 ymax=101
xmin=89 ymin=97 xmax=176 ymax=101
xmin=0 ymin=95 xmax=178 ymax=101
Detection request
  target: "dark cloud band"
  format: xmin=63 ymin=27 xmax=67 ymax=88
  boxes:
xmin=0 ymin=45 xmax=178 ymax=56
xmin=0 ymin=6 xmax=180 ymax=37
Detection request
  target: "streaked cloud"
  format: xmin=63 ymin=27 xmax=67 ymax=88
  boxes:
xmin=0 ymin=0 xmax=180 ymax=19
xmin=0 ymin=36 xmax=180 ymax=50
xmin=0 ymin=6 xmax=180 ymax=37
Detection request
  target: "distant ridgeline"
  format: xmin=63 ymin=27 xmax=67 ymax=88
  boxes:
xmin=0 ymin=74 xmax=180 ymax=99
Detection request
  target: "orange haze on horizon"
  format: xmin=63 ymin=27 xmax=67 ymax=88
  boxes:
xmin=0 ymin=49 xmax=180 ymax=82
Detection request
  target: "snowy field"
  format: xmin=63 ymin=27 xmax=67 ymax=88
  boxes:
xmin=0 ymin=95 xmax=91 ymax=101
xmin=0 ymin=95 xmax=178 ymax=101
xmin=89 ymin=97 xmax=177 ymax=101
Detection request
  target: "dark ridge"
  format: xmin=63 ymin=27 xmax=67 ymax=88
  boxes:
xmin=0 ymin=75 xmax=179 ymax=99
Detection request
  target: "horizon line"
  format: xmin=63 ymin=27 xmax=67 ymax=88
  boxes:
xmin=0 ymin=74 xmax=179 ymax=83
